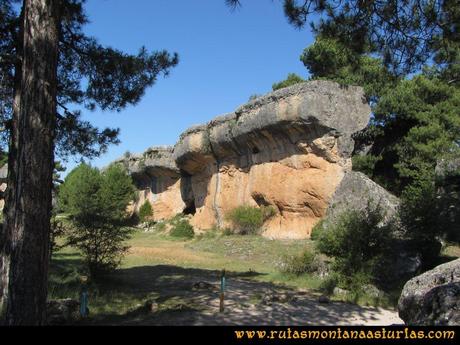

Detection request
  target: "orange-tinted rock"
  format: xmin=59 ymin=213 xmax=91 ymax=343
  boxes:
xmin=116 ymin=147 xmax=187 ymax=221
xmin=118 ymin=80 xmax=371 ymax=238
xmin=173 ymin=81 xmax=370 ymax=238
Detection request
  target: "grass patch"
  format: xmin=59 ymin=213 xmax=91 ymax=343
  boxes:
xmin=48 ymin=228 xmax=405 ymax=324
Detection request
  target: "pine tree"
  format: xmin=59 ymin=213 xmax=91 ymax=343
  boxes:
xmin=0 ymin=0 xmax=178 ymax=324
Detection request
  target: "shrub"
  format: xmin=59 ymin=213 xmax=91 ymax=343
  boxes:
xmin=310 ymin=219 xmax=324 ymax=241
xmin=138 ymin=200 xmax=153 ymax=222
xmin=226 ymin=205 xmax=275 ymax=235
xmin=280 ymin=250 xmax=316 ymax=275
xmin=170 ymin=219 xmax=194 ymax=239
xmin=319 ymin=273 xmax=339 ymax=295
xmin=222 ymin=228 xmax=233 ymax=236
xmin=272 ymin=73 xmax=305 ymax=91
xmin=316 ymin=201 xmax=395 ymax=287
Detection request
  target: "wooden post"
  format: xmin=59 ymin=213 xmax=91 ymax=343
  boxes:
xmin=80 ymin=276 xmax=88 ymax=318
xmin=220 ymin=269 xmax=226 ymax=313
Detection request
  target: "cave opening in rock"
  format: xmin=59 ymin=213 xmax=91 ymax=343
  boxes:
xmin=252 ymin=146 xmax=260 ymax=154
xmin=183 ymin=200 xmax=196 ymax=215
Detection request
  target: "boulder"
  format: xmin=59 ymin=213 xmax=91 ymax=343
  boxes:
xmin=398 ymin=258 xmax=460 ymax=325
xmin=323 ymin=171 xmax=400 ymax=228
xmin=318 ymin=295 xmax=330 ymax=304
xmin=47 ymin=299 xmax=80 ymax=325
xmin=319 ymin=171 xmax=425 ymax=282
xmin=261 ymin=290 xmax=296 ymax=305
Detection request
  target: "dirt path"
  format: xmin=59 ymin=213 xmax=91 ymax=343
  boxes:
xmin=95 ymin=265 xmax=403 ymax=326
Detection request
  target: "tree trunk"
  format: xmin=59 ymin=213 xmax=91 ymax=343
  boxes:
xmin=0 ymin=0 xmax=60 ymax=325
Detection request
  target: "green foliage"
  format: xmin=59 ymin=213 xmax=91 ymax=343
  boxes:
xmin=301 ymin=36 xmax=397 ymax=102
xmin=375 ymin=76 xmax=460 ymax=187
xmin=99 ymin=164 xmax=136 ymax=222
xmin=285 ymin=0 xmax=457 ymax=76
xmin=0 ymin=0 xmax=179 ymax=158
xmin=226 ymin=205 xmax=275 ymax=235
xmin=155 ymin=221 xmax=167 ymax=232
xmin=316 ymin=202 xmax=395 ymax=287
xmin=50 ymin=215 xmax=67 ymax=256
xmin=435 ymin=157 xmax=460 ymax=243
xmin=195 ymin=227 xmax=221 ymax=241
xmin=399 ymin=178 xmax=443 ymax=268
xmin=280 ymin=250 xmax=316 ymax=276
xmin=310 ymin=219 xmax=324 ymax=241
xmin=302 ymin=35 xmax=459 ymax=273
xmin=352 ymin=155 xmax=382 ymax=178
xmin=302 ymin=37 xmax=460 ymax=197
xmin=222 ymin=228 xmax=233 ymax=236
xmin=138 ymin=200 xmax=154 ymax=222
xmin=319 ymin=273 xmax=339 ymax=295
xmin=170 ymin=219 xmax=195 ymax=239
xmin=0 ymin=149 xmax=8 ymax=167
xmin=272 ymin=73 xmax=305 ymax=91
xmin=58 ymin=163 xmax=136 ymax=276
xmin=58 ymin=164 xmax=104 ymax=224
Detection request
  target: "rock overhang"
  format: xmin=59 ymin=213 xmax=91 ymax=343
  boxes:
xmin=173 ymin=80 xmax=370 ymax=174
xmin=114 ymin=80 xmax=372 ymax=238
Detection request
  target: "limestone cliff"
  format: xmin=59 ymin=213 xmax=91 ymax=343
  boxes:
xmin=117 ymin=80 xmax=371 ymax=238
xmin=114 ymin=146 xmax=188 ymax=221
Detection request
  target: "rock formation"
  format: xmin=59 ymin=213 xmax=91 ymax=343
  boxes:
xmin=322 ymin=171 xmax=400 ymax=229
xmin=116 ymin=80 xmax=371 ymax=238
xmin=114 ymin=146 xmax=188 ymax=221
xmin=398 ymin=258 xmax=460 ymax=325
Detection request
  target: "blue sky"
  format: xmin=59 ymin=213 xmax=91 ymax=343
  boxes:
xmin=66 ymin=0 xmax=314 ymax=174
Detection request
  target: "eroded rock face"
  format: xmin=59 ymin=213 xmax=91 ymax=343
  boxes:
xmin=115 ymin=146 xmax=187 ymax=221
xmin=173 ymin=81 xmax=370 ymax=238
xmin=323 ymin=171 xmax=400 ymax=229
xmin=398 ymin=258 xmax=460 ymax=325
xmin=117 ymin=81 xmax=371 ymax=238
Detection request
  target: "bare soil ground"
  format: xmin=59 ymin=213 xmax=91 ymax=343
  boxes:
xmin=87 ymin=264 xmax=403 ymax=326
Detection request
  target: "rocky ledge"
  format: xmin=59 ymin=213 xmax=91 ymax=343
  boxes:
xmin=116 ymin=80 xmax=372 ymax=238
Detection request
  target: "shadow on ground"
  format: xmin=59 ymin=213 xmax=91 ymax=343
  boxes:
xmin=71 ymin=265 xmax=402 ymax=326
